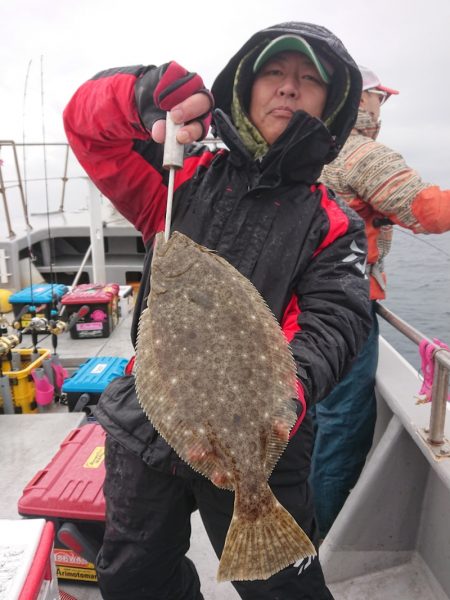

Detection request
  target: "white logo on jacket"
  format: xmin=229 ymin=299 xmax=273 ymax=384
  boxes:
xmin=342 ymin=240 xmax=367 ymax=275
xmin=293 ymin=555 xmax=314 ymax=575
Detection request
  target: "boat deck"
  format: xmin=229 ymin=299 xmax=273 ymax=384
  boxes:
xmin=0 ymin=307 xmax=241 ymax=600
xmin=321 ymin=338 xmax=450 ymax=600
xmin=1 ymin=307 xmax=449 ymax=599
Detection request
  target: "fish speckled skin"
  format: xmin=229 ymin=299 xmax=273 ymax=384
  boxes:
xmin=135 ymin=231 xmax=316 ymax=581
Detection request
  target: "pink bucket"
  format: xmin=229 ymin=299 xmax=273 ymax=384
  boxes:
xmin=31 ymin=369 xmax=55 ymax=406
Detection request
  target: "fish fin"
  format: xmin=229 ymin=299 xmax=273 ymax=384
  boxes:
xmin=264 ymin=399 xmax=298 ymax=479
xmin=217 ymin=486 xmax=316 ymax=582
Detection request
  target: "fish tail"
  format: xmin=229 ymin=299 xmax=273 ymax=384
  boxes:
xmin=216 ymin=486 xmax=316 ymax=582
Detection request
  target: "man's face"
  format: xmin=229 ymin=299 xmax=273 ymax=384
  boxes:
xmin=249 ymin=51 xmax=328 ymax=145
xmin=360 ymin=90 xmax=384 ymax=122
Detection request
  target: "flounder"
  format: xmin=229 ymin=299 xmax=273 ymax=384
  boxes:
xmin=135 ymin=231 xmax=316 ymax=581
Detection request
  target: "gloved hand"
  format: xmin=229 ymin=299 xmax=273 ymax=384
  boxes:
xmin=411 ymin=186 xmax=450 ymax=233
xmin=135 ymin=61 xmax=214 ymax=145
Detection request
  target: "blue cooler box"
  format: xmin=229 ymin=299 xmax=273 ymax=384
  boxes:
xmin=9 ymin=283 xmax=69 ymax=329
xmin=62 ymin=356 xmax=128 ymax=415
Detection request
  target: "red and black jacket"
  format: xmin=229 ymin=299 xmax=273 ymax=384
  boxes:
xmin=63 ymin=22 xmax=371 ymax=478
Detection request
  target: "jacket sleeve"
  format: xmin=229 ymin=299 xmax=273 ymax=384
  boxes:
xmin=284 ymin=186 xmax=372 ymax=406
xmin=343 ymin=139 xmax=450 ymax=234
xmin=411 ymin=186 xmax=450 ymax=233
xmin=63 ymin=66 xmax=168 ymax=243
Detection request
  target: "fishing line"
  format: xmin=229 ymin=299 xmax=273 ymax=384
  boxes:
xmin=22 ymin=59 xmax=32 ymax=216
xmin=394 ymin=227 xmax=450 ymax=259
xmin=22 ymin=59 xmax=36 ymax=305
xmin=24 ymin=332 xmax=51 ymax=348
xmin=40 ymin=54 xmax=57 ymax=289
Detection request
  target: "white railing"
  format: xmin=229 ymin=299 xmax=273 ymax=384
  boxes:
xmin=376 ymin=302 xmax=450 ymax=458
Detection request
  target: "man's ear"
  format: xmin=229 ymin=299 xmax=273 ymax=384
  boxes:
xmin=359 ymin=91 xmax=368 ymax=108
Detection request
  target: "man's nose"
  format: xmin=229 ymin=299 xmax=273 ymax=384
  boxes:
xmin=278 ymin=78 xmax=300 ymax=98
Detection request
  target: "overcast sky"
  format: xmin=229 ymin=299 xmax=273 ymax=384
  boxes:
xmin=2 ymin=0 xmax=450 ymax=189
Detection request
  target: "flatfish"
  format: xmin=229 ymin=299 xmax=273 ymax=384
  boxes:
xmin=135 ymin=231 xmax=316 ymax=581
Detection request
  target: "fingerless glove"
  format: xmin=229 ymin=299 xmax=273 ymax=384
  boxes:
xmin=135 ymin=61 xmax=214 ymax=139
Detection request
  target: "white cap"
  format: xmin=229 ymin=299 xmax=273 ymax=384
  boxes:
xmin=359 ymin=65 xmax=399 ymax=97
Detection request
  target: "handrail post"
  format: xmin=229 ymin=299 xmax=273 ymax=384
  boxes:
xmin=376 ymin=301 xmax=450 ymax=459
xmin=11 ymin=141 xmax=33 ymax=230
xmin=87 ymin=179 xmax=106 ymax=283
xmin=0 ymin=157 xmax=15 ymax=238
xmin=428 ymin=350 xmax=450 ymax=446
xmin=58 ymin=144 xmax=70 ymax=212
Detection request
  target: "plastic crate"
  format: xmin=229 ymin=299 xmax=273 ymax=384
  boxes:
xmin=61 ymin=284 xmax=120 ymax=339
xmin=62 ymin=356 xmax=127 ymax=415
xmin=9 ymin=284 xmax=68 ymax=330
xmin=1 ymin=348 xmax=51 ymax=414
xmin=18 ymin=424 xmax=106 ymax=583
xmin=0 ymin=519 xmax=58 ymax=600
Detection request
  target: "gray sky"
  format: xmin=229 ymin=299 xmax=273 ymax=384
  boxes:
xmin=2 ymin=0 xmax=450 ymax=188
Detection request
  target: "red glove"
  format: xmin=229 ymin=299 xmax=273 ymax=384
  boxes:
xmin=136 ymin=61 xmax=214 ymax=139
xmin=411 ymin=186 xmax=450 ymax=233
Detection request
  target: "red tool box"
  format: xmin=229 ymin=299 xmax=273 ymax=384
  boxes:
xmin=18 ymin=424 xmax=106 ymax=583
xmin=60 ymin=284 xmax=120 ymax=339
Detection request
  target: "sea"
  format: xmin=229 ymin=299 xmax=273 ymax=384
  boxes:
xmin=378 ymin=228 xmax=450 ymax=370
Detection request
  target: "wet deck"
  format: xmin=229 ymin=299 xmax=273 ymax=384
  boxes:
xmin=0 ymin=308 xmax=239 ymax=599
xmin=2 ymin=310 xmax=449 ymax=599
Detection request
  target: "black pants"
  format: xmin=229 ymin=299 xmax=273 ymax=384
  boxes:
xmin=97 ymin=436 xmax=334 ymax=600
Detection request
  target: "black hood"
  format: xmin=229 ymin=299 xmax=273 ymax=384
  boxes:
xmin=211 ymin=22 xmax=362 ymax=163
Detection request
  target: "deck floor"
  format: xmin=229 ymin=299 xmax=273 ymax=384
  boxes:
xmin=2 ymin=311 xmax=448 ymax=599
xmin=329 ymin=556 xmax=448 ymax=600
xmin=0 ymin=414 xmax=239 ymax=600
xmin=1 ymin=307 xmax=240 ymax=600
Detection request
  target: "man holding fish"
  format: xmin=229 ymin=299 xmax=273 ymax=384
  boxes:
xmin=64 ymin=21 xmax=371 ymax=600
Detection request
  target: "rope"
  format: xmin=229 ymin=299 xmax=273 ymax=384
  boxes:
xmin=417 ymin=337 xmax=450 ymax=403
